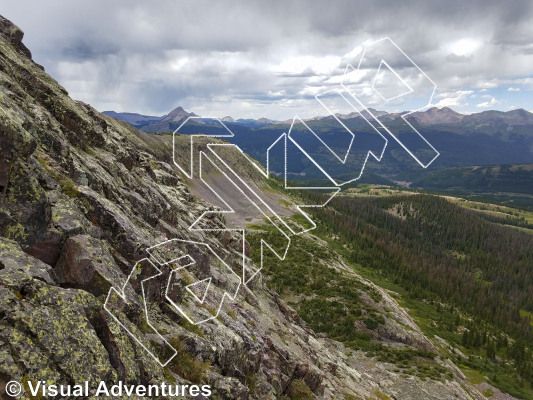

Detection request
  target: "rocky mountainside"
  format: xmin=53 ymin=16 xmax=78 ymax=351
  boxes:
xmin=0 ymin=15 xmax=494 ymax=399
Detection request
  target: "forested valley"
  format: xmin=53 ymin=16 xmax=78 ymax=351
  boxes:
xmin=300 ymin=192 xmax=533 ymax=396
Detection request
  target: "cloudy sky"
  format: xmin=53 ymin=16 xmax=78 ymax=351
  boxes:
xmin=2 ymin=1 xmax=533 ymax=119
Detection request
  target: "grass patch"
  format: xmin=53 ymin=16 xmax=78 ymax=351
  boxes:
xmin=178 ymin=318 xmax=205 ymax=337
xmin=281 ymin=379 xmax=313 ymax=400
xmin=37 ymin=154 xmax=80 ymax=197
xmin=520 ymin=309 xmax=533 ymax=327
xmin=60 ymin=178 xmax=80 ymax=197
xmin=459 ymin=365 xmax=486 ymax=384
xmin=166 ymin=336 xmax=210 ymax=383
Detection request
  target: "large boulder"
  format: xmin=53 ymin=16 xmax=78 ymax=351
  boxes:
xmin=54 ymin=234 xmax=130 ymax=297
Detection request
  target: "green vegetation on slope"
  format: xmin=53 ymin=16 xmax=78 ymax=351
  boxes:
xmin=297 ymin=191 xmax=533 ymax=398
xmin=405 ymin=164 xmax=533 ymax=196
xmin=247 ymin=222 xmax=454 ymax=382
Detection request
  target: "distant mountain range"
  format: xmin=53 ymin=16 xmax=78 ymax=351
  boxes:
xmin=104 ymin=105 xmax=533 ymax=131
xmin=103 ymin=106 xmax=277 ymax=130
xmin=103 ymin=105 xmax=533 ymax=197
xmin=103 ymin=107 xmax=196 ymax=130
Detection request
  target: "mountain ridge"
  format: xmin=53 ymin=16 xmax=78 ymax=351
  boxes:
xmin=104 ymin=105 xmax=533 ymax=131
xmin=106 ymin=103 xmax=533 ymax=191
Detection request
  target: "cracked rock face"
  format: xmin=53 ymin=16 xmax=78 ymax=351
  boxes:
xmin=0 ymin=15 xmax=492 ymax=400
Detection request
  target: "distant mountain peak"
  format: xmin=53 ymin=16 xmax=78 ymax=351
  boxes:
xmin=256 ymin=117 xmax=277 ymax=123
xmin=162 ymin=106 xmax=197 ymax=122
xmin=410 ymin=106 xmax=464 ymax=124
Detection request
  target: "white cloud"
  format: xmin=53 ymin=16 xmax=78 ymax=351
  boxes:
xmin=476 ymin=96 xmax=500 ymax=108
xmin=507 ymin=87 xmax=521 ymax=92
xmin=446 ymin=38 xmax=482 ymax=56
xmin=475 ymin=80 xmax=500 ymax=89
xmin=432 ymin=90 xmax=474 ymax=108
xmin=272 ymin=55 xmax=342 ymax=76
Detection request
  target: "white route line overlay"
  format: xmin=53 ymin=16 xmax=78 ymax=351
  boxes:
xmin=104 ymin=36 xmax=439 ymax=366
xmin=104 ymin=258 xmax=178 ymax=367
xmin=158 ymin=238 xmax=241 ymax=325
xmin=342 ymin=37 xmax=440 ymax=168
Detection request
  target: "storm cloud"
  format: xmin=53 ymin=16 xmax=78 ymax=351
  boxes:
xmin=2 ymin=0 xmax=533 ymax=119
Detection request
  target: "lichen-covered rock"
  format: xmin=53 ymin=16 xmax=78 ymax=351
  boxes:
xmin=0 ymin=13 xmax=491 ymax=400
xmin=54 ymin=234 xmax=130 ymax=296
xmin=0 ymin=16 xmax=32 ymax=57
xmin=0 ymin=238 xmax=54 ymax=284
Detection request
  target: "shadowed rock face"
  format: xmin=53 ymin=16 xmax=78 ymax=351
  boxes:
xmin=0 ymin=15 xmax=491 ymax=400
